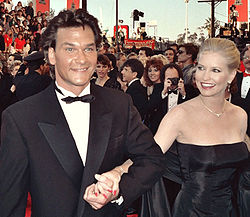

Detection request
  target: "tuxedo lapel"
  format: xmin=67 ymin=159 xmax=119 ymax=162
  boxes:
xmin=38 ymin=84 xmax=84 ymax=191
xmin=237 ymin=72 xmax=243 ymax=95
xmin=77 ymin=84 xmax=113 ymax=217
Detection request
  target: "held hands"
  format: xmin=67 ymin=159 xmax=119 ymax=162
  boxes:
xmin=83 ymin=167 xmax=122 ymax=210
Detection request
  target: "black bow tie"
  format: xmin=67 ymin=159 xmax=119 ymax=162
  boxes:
xmin=54 ymin=83 xmax=95 ymax=104
xmin=168 ymin=89 xmax=178 ymax=94
xmin=61 ymin=94 xmax=95 ymax=104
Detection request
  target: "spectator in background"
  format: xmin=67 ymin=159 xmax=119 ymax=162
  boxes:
xmin=0 ymin=29 xmax=5 ymax=52
xmin=25 ymin=1 xmax=34 ymax=19
xmin=238 ymin=46 xmax=250 ymax=136
xmin=143 ymin=58 xmax=164 ymax=134
xmin=104 ymin=53 xmax=119 ymax=79
xmin=14 ymin=32 xmax=25 ymax=53
xmin=164 ymin=47 xmax=177 ymax=63
xmin=108 ymin=46 xmax=116 ymax=55
xmin=4 ymin=29 xmax=13 ymax=52
xmin=138 ymin=46 xmax=153 ymax=66
xmin=121 ymin=58 xmax=148 ymax=120
xmin=14 ymin=1 xmax=22 ymax=12
xmin=3 ymin=0 xmax=13 ymax=13
xmin=14 ymin=51 xmax=51 ymax=100
xmin=116 ymin=52 xmax=127 ymax=71
xmin=16 ymin=9 xmax=25 ymax=24
xmin=127 ymin=52 xmax=137 ymax=59
xmin=177 ymin=43 xmax=199 ymax=85
xmin=92 ymin=54 xmax=121 ymax=90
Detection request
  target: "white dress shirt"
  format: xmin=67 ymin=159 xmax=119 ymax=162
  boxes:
xmin=55 ymin=82 xmax=90 ymax=165
xmin=241 ymin=71 xmax=250 ymax=99
xmin=161 ymin=90 xmax=179 ymax=111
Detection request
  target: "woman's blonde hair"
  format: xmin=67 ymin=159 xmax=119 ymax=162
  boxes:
xmin=197 ymin=38 xmax=240 ymax=72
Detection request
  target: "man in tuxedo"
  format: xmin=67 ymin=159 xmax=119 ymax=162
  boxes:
xmin=239 ymin=46 xmax=250 ymax=136
xmin=0 ymin=9 xmax=164 ymax=217
xmin=121 ymin=58 xmax=148 ymax=120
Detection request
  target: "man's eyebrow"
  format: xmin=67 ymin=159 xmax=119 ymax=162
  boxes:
xmin=61 ymin=42 xmax=96 ymax=47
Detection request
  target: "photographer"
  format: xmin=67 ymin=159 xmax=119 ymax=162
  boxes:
xmin=161 ymin=63 xmax=187 ymax=111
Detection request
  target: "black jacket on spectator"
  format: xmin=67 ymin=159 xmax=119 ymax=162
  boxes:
xmin=126 ymin=79 xmax=148 ymax=121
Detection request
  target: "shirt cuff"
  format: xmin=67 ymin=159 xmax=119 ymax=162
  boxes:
xmin=161 ymin=91 xmax=168 ymax=99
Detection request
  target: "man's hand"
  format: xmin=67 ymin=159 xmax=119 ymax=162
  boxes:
xmin=83 ymin=174 xmax=119 ymax=210
xmin=178 ymin=79 xmax=186 ymax=97
xmin=162 ymin=78 xmax=171 ymax=95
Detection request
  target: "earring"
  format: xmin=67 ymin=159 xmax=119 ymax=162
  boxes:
xmin=227 ymin=82 xmax=231 ymax=92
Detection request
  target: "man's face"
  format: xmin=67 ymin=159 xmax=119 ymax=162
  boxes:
xmin=177 ymin=47 xmax=191 ymax=63
xmin=164 ymin=67 xmax=179 ymax=90
xmin=243 ymin=49 xmax=250 ymax=71
xmin=138 ymin=50 xmax=146 ymax=59
xmin=121 ymin=66 xmax=136 ymax=84
xmin=48 ymin=26 xmax=97 ymax=95
xmin=164 ymin=49 xmax=175 ymax=63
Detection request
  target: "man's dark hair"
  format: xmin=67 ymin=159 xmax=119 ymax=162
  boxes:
xmin=240 ymin=46 xmax=249 ymax=60
xmin=41 ymin=9 xmax=102 ymax=64
xmin=160 ymin=63 xmax=183 ymax=83
xmin=139 ymin=46 xmax=153 ymax=57
xmin=122 ymin=58 xmax=144 ymax=79
xmin=179 ymin=43 xmax=199 ymax=62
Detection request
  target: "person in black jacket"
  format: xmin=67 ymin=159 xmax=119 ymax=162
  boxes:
xmin=121 ymin=58 xmax=148 ymax=120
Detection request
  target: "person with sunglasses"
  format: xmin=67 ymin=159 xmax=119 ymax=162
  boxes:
xmin=177 ymin=43 xmax=199 ymax=86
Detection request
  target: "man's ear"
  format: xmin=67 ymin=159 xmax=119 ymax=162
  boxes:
xmin=48 ymin=47 xmax=56 ymax=65
xmin=187 ymin=53 xmax=192 ymax=59
xmin=132 ymin=71 xmax=138 ymax=79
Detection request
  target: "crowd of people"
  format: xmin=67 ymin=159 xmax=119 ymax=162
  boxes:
xmin=0 ymin=6 xmax=249 ymax=217
xmin=0 ymin=0 xmax=50 ymax=56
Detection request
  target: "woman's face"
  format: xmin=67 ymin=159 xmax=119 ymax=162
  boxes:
xmin=196 ymin=51 xmax=236 ymax=98
xmin=96 ymin=63 xmax=109 ymax=79
xmin=148 ymin=65 xmax=161 ymax=84
xmin=11 ymin=65 xmax=20 ymax=76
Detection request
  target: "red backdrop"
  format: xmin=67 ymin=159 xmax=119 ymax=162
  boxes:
xmin=67 ymin=0 xmax=80 ymax=10
xmin=228 ymin=0 xmax=248 ymax=22
xmin=35 ymin=0 xmax=50 ymax=13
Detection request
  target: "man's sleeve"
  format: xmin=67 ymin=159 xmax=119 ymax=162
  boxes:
xmin=0 ymin=110 xmax=29 ymax=217
xmin=118 ymin=97 xmax=165 ymax=209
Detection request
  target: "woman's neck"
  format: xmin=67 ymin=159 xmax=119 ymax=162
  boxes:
xmin=96 ymin=76 xmax=109 ymax=86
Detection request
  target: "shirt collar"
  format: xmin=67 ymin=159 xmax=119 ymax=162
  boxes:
xmin=128 ymin=78 xmax=139 ymax=86
xmin=55 ymin=81 xmax=91 ymax=97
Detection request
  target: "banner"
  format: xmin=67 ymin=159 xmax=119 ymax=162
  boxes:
xmin=35 ymin=0 xmax=50 ymax=13
xmin=228 ymin=0 xmax=248 ymax=23
xmin=67 ymin=0 xmax=80 ymax=10
xmin=114 ymin=25 xmax=129 ymax=39
xmin=124 ymin=39 xmax=155 ymax=50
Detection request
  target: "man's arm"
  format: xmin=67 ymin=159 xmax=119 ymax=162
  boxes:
xmin=0 ymin=110 xmax=29 ymax=217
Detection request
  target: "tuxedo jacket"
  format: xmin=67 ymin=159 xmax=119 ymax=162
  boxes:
xmin=126 ymin=80 xmax=148 ymax=120
xmin=145 ymin=83 xmax=197 ymax=135
xmin=236 ymin=72 xmax=250 ymax=136
xmin=0 ymin=83 xmax=164 ymax=217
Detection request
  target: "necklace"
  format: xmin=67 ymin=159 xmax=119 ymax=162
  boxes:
xmin=200 ymin=96 xmax=226 ymax=118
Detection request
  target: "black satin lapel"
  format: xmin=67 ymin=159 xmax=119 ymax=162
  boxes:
xmin=38 ymin=121 xmax=83 ymax=191
xmin=76 ymin=84 xmax=112 ymax=217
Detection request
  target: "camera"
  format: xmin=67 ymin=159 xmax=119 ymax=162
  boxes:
xmin=168 ymin=77 xmax=180 ymax=86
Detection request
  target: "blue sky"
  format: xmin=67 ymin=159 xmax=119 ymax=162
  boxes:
xmin=14 ymin=0 xmax=231 ymax=41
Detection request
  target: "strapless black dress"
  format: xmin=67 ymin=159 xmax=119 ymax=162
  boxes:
xmin=173 ymin=142 xmax=249 ymax=217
